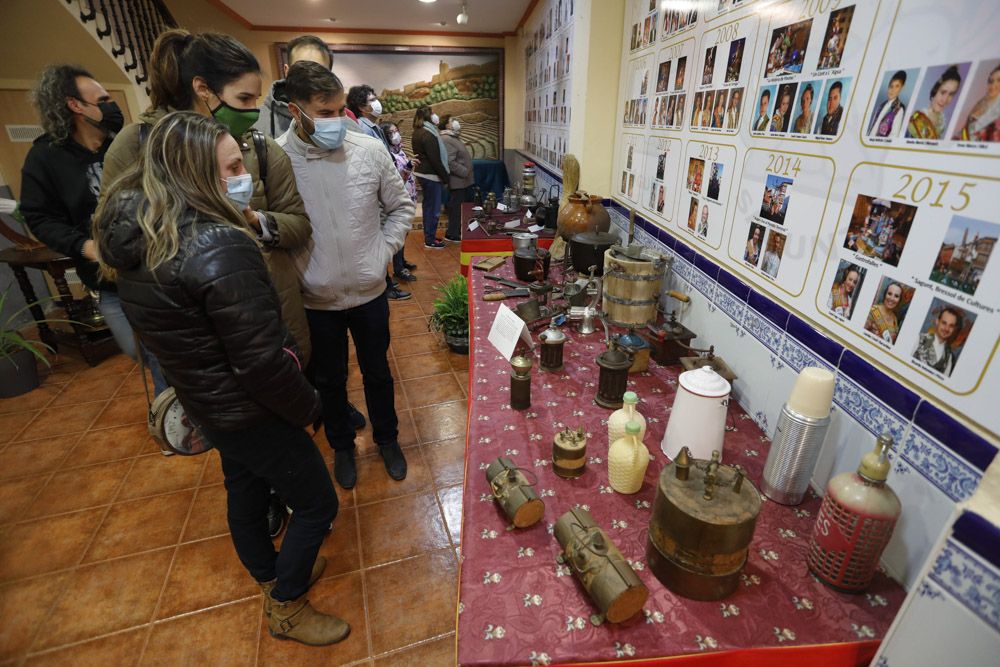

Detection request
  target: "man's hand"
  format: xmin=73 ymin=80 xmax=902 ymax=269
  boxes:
xmin=242 ymin=207 xmax=261 ymax=231
xmin=81 ymin=239 xmax=98 ymax=261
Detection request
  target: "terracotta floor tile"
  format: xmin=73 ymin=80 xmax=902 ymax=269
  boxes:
xmin=257 ymin=571 xmax=368 ymax=666
xmin=118 ymin=453 xmax=206 ymax=501
xmin=402 ymin=374 xmax=465 ymax=409
xmin=374 ymin=634 xmax=456 ymax=666
xmin=27 ymin=458 xmax=132 ymax=519
xmin=388 ymin=301 xmax=423 ymax=321
xmin=0 ymin=474 xmax=48 ymax=524
xmin=411 ymin=401 xmax=468 ymax=444
xmin=114 ymin=368 xmax=153 ymax=397
xmin=39 ymin=367 xmax=78 ymax=386
xmin=0 ymin=508 xmax=103 ymax=582
xmin=36 ymin=548 xmax=173 ymax=649
xmin=142 ymin=598 xmax=259 ymax=666
xmin=422 ymin=437 xmax=467 ymax=489
xmin=454 ymin=369 xmax=469 ymax=393
xmin=447 ymin=350 xmax=469 ymax=371
xmin=80 ymin=353 xmax=136 ymax=376
xmin=182 ymin=483 xmax=229 ymax=542
xmin=49 ymin=373 xmax=127 ymax=407
xmin=357 ymin=492 xmax=450 ymax=567
xmin=0 ymin=384 xmax=61 ymax=415
xmin=396 ymin=410 xmax=419 ymax=448
xmin=200 ymin=450 xmax=226 ymax=486
xmin=353 ymin=449 xmax=433 ymax=506
xmin=0 ymin=410 xmax=41 ymax=445
xmin=390 ymin=316 xmax=431 ymax=339
xmin=346 ymin=405 xmax=414 ymax=457
xmin=86 ymin=489 xmax=195 ymax=562
xmin=66 ymin=423 xmax=150 ymax=466
xmin=21 ymin=400 xmax=107 ymax=440
xmin=89 ymin=393 xmax=149 ymax=429
xmin=24 ymin=627 xmax=147 ymax=667
xmin=366 ymin=549 xmax=458 ymax=654
xmin=395 ymin=351 xmax=454 ymax=380
xmin=156 ymin=534 xmax=258 ymax=619
xmin=0 ymin=434 xmax=79 ymax=480
xmin=391 ymin=333 xmax=443 ymax=358
xmin=0 ymin=573 xmax=69 ymax=658
xmin=437 ymin=485 xmax=463 ymax=546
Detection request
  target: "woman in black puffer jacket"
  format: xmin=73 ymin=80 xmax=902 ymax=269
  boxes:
xmin=94 ymin=111 xmax=349 ymax=647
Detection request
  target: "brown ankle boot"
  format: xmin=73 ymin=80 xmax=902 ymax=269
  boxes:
xmin=260 ymin=555 xmax=328 ymax=617
xmin=267 ymin=595 xmax=350 ymax=646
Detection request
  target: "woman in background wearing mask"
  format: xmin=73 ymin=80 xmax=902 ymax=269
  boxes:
xmin=411 ymin=105 xmax=449 ymax=249
xmin=95 ymin=111 xmax=345 ymax=646
xmin=438 ymin=114 xmax=474 ymax=243
xmin=380 ymin=121 xmax=419 ymax=281
xmin=101 ymin=29 xmax=312 ymax=539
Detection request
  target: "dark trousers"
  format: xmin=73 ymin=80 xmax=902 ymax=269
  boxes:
xmin=306 ymin=294 xmax=398 ymax=452
xmin=202 ymin=417 xmax=337 ymax=602
xmin=446 ymin=186 xmax=468 ymax=240
xmin=392 ymin=248 xmax=408 ymax=276
xmin=419 ymin=177 xmax=443 ymax=244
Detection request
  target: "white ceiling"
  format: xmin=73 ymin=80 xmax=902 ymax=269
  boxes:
xmin=217 ymin=0 xmax=534 ymax=34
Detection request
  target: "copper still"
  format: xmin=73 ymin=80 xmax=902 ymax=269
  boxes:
xmin=595 ymin=345 xmax=632 ymax=409
xmin=554 ymin=507 xmax=648 ymax=623
xmin=486 ymin=457 xmax=545 ymax=528
xmin=556 ymin=191 xmax=611 ymax=241
xmin=646 ymin=448 xmax=762 ymax=600
xmin=552 ymin=427 xmax=587 ymax=478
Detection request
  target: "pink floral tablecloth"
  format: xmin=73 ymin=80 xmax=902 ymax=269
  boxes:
xmin=457 ymin=262 xmax=906 ymax=667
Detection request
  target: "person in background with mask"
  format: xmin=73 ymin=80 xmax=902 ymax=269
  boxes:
xmin=256 ymin=34 xmax=331 ymax=138
xmin=101 ymin=29 xmax=312 ymax=539
xmin=19 ymin=65 xmax=155 ymax=372
xmin=438 ymin=114 xmax=473 ymax=243
xmin=279 ymin=62 xmax=413 ymax=490
xmin=411 ymin=105 xmax=449 ymax=249
xmin=380 ymin=121 xmax=418 ymax=283
xmin=95 ymin=111 xmax=346 ymax=647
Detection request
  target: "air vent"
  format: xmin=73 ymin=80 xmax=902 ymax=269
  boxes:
xmin=6 ymin=125 xmax=44 ymax=143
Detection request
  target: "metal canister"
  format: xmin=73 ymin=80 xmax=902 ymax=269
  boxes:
xmin=646 ymin=448 xmax=762 ymax=600
xmin=595 ymin=346 xmax=632 ymax=409
xmin=761 ymin=405 xmax=832 ymax=505
xmin=554 ymin=507 xmax=648 ymax=623
xmin=539 ymin=321 xmax=567 ymax=372
xmin=510 ymin=355 xmax=533 ymax=410
xmin=522 ymin=161 xmax=537 ymax=192
xmin=552 ymin=428 xmax=587 ymax=478
xmin=486 ymin=457 xmax=545 ymax=528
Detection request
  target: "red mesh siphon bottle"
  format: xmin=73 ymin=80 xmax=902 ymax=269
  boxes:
xmin=807 ymin=433 xmax=901 ymax=592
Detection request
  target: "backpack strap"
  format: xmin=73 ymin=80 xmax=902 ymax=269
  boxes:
xmin=251 ymin=129 xmax=268 ymax=185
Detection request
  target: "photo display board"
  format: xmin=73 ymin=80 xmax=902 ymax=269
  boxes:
xmin=523 ymin=0 xmax=576 ymax=173
xmin=613 ymin=0 xmax=1000 ymax=435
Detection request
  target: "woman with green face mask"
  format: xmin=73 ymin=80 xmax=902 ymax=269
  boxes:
xmin=99 ymin=29 xmax=315 ymax=540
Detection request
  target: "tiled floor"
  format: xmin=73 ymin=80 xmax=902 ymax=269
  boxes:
xmin=0 ymin=234 xmax=467 ymax=666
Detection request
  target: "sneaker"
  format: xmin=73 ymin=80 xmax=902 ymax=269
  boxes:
xmin=386 ymin=286 xmax=412 ymax=301
xmin=395 ymin=268 xmax=417 ymax=283
xmin=444 ymin=235 xmax=461 ymax=244
xmin=333 ymin=450 xmax=357 ymax=489
xmin=424 ymin=240 xmax=446 ymax=249
xmin=378 ymin=442 xmax=408 ymax=481
xmin=403 ymin=260 xmax=418 ymax=271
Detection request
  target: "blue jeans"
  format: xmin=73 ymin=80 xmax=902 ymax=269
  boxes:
xmin=98 ymin=290 xmax=168 ymax=396
xmin=419 ymin=177 xmax=443 ymax=245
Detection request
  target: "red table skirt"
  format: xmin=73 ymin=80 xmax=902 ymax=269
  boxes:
xmin=459 ymin=203 xmax=557 ymax=275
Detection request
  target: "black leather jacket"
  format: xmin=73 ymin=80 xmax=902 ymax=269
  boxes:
xmin=97 ymin=190 xmax=320 ymax=430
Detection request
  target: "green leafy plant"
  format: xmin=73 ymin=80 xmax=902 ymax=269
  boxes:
xmin=428 ymin=274 xmax=469 ymax=338
xmin=0 ymin=285 xmax=73 ymax=369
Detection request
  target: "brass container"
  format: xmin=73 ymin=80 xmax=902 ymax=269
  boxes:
xmin=552 ymin=428 xmax=587 ymax=478
xmin=595 ymin=346 xmax=632 ymax=409
xmin=554 ymin=508 xmax=649 ymax=623
xmin=486 ymin=457 xmax=545 ymax=528
xmin=510 ymin=355 xmax=533 ymax=410
xmin=539 ymin=322 xmax=567 ymax=372
xmin=556 ymin=191 xmax=611 ymax=241
xmin=646 ymin=448 xmax=762 ymax=600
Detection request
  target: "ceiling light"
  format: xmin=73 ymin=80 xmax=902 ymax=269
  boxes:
xmin=326 ymin=17 xmax=336 ymax=22
xmin=457 ymin=2 xmax=469 ymax=24
xmin=436 ymin=20 xmax=448 ymax=26
xmin=418 ymin=0 xmax=437 ymax=4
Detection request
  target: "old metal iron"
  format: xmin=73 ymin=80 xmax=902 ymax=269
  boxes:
xmin=595 ymin=342 xmax=633 ymax=409
xmin=552 ymin=427 xmax=587 ymax=478
xmin=554 ymin=507 xmax=649 ymax=624
xmin=486 ymin=457 xmax=545 ymax=528
xmin=538 ymin=318 xmax=567 ymax=372
xmin=679 ymin=345 xmax=738 ymax=383
xmin=510 ymin=355 xmax=533 ymax=410
xmin=646 ymin=448 xmax=762 ymax=600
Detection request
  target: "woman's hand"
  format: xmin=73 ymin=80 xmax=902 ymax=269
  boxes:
xmin=242 ymin=207 xmax=261 ymax=231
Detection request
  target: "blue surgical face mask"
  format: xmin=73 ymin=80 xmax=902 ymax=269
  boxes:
xmin=224 ymin=173 xmax=253 ymax=210
xmin=302 ymin=111 xmax=346 ymax=150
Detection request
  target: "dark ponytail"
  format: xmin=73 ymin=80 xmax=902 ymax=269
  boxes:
xmin=149 ymin=29 xmax=260 ymax=111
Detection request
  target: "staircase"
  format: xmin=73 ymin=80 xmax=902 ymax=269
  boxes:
xmin=59 ymin=0 xmax=178 ymax=107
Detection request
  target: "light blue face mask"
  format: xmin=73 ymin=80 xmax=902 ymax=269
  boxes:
xmin=225 ymin=173 xmax=253 ymax=210
xmin=303 ymin=112 xmax=346 ymax=150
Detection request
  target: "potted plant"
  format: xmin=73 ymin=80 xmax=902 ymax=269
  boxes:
xmin=429 ymin=274 xmax=470 ymax=354
xmin=0 ymin=286 xmax=62 ymax=398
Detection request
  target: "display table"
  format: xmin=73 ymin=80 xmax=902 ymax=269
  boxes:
xmin=457 ymin=261 xmax=906 ymax=666
xmin=459 ymin=203 xmax=556 ymax=275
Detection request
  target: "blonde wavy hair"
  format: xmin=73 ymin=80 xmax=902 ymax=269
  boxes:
xmin=96 ymin=111 xmax=250 ymax=271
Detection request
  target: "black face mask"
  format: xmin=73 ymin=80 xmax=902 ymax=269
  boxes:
xmin=79 ymin=99 xmax=125 ymax=135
